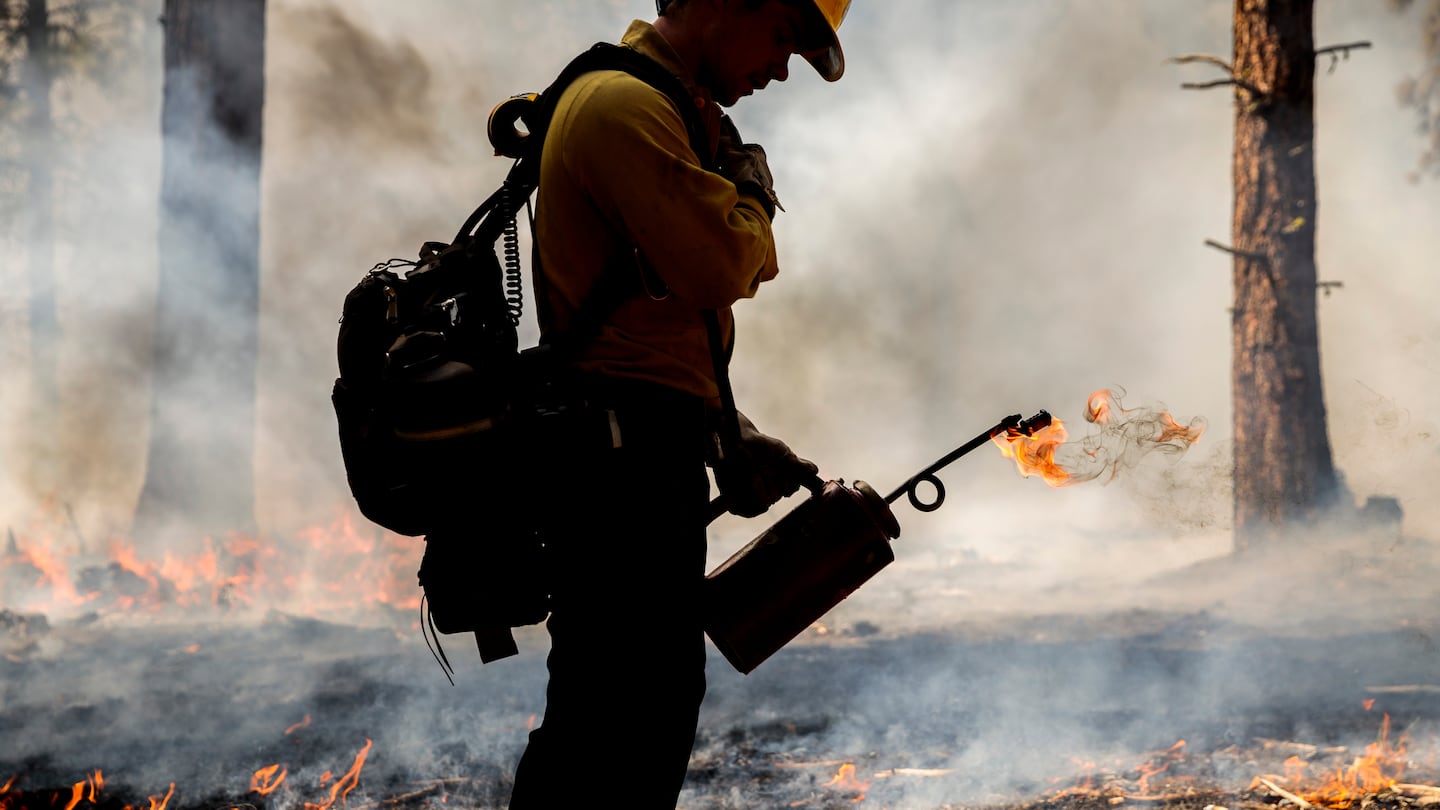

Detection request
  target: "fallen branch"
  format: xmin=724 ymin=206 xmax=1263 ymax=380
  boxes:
xmin=1256 ymin=778 xmax=1313 ymax=808
xmin=775 ymin=759 xmax=849 ymax=769
xmin=874 ymin=767 xmax=956 ymax=779
xmin=1365 ymin=684 xmax=1440 ymax=694
xmin=1255 ymin=738 xmax=1319 ymax=756
xmin=349 ymin=779 xmax=477 ymax=810
xmin=1395 ymin=784 xmax=1440 ymax=797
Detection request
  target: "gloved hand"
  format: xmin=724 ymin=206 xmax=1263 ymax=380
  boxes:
xmin=713 ymin=411 xmax=819 ymax=518
xmin=714 ymin=114 xmax=784 ymax=220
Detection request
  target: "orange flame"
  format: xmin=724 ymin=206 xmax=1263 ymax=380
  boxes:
xmin=136 ymin=783 xmax=174 ymax=810
xmin=993 ymin=416 xmax=1072 ymax=486
xmin=1134 ymin=740 xmax=1186 ymax=794
xmin=995 ymin=389 xmax=1204 ymax=487
xmin=304 ymin=739 xmax=372 ymax=810
xmin=285 ymin=715 xmax=313 ymax=736
xmin=821 ymin=763 xmax=869 ymax=801
xmin=1 ymin=506 xmax=421 ymax=625
xmin=251 ymin=764 xmax=288 ymax=796
xmin=1298 ymin=714 xmax=1407 ymax=808
xmin=62 ymin=771 xmax=102 ymax=810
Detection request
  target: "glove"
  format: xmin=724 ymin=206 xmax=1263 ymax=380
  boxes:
xmin=714 ymin=114 xmax=784 ymax=220
xmin=713 ymin=412 xmax=819 ymax=518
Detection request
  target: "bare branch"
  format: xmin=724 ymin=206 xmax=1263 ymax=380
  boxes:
xmin=1204 ymin=239 xmax=1267 ymax=261
xmin=1170 ymin=55 xmax=1265 ymax=96
xmin=1181 ymin=78 xmax=1263 ymax=95
xmin=1314 ymin=40 xmax=1373 ymax=57
xmin=1168 ymin=53 xmax=1234 ymax=73
xmin=1315 ymin=40 xmax=1373 ymax=74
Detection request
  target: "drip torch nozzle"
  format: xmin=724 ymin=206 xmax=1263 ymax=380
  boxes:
xmin=883 ymin=410 xmax=1054 ymax=513
xmin=1016 ymin=409 xmax=1052 ymax=436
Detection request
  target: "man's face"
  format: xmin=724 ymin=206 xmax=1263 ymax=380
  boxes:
xmin=701 ymin=0 xmax=815 ymax=106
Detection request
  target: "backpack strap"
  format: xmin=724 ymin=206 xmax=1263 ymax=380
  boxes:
xmin=457 ymin=42 xmax=709 ymax=247
xmin=523 ymin=42 xmax=711 ymax=360
xmin=512 ymin=41 xmax=710 ymax=191
xmin=460 ymin=43 xmax=712 ymax=667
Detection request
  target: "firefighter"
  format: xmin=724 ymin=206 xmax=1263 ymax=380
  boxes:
xmin=506 ymin=0 xmax=851 ymax=807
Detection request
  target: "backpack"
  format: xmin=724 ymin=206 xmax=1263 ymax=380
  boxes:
xmin=331 ymin=42 xmax=707 ymax=667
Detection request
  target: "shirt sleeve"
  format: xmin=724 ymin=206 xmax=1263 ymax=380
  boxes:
xmin=553 ymin=71 xmax=780 ymax=309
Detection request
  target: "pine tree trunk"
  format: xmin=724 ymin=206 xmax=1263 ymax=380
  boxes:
xmin=22 ymin=0 xmax=60 ymax=490
xmin=134 ymin=0 xmax=265 ymax=544
xmin=1230 ymin=0 xmax=1343 ymax=550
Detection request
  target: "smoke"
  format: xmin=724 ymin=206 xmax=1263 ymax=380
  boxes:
xmin=2 ymin=1 xmax=1440 ymax=805
xmin=2 ymin=0 xmax=1432 ymax=571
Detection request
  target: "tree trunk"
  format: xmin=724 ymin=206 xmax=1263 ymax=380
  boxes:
xmin=134 ymin=0 xmax=265 ymax=544
xmin=22 ymin=0 xmax=60 ymax=490
xmin=1230 ymin=0 xmax=1343 ymax=550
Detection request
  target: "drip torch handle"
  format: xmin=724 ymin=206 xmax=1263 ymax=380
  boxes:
xmin=706 ymin=474 xmax=826 ymax=525
xmin=882 ymin=410 xmax=1052 ymax=513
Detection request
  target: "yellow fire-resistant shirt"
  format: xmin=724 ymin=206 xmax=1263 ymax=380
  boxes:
xmin=535 ymin=20 xmax=781 ymax=403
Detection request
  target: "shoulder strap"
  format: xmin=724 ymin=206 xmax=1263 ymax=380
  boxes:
xmin=521 ymin=42 xmax=711 ymax=359
xmin=518 ymin=41 xmax=710 ymax=187
xmin=455 ymin=42 xmax=708 ymax=247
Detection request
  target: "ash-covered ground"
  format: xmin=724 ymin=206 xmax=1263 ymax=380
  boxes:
xmin=3 ymin=527 xmax=1439 ymax=810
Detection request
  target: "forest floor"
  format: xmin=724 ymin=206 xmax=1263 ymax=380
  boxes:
xmin=2 ymin=529 xmax=1439 ymax=810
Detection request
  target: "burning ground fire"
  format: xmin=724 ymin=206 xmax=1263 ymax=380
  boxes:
xmin=992 ymin=388 xmax=1206 ymax=486
xmin=1022 ymin=707 xmax=1440 ymax=810
xmin=0 ymin=387 xmax=1197 ymax=633
xmin=1 ymin=502 xmax=420 ymax=627
xmin=3 ymin=710 xmax=1436 ymax=810
xmin=0 ymin=724 xmax=372 ymax=810
xmin=4 ymin=391 xmax=1438 ymax=810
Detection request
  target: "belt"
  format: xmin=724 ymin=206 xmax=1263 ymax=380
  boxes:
xmin=580 ymin=376 xmax=708 ymax=452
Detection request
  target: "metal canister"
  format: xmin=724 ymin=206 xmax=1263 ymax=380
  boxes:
xmin=703 ymin=480 xmax=902 ymax=674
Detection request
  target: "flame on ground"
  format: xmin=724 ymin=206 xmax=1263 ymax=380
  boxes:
xmin=786 ymin=762 xmax=871 ymax=806
xmin=303 ymin=739 xmax=372 ymax=810
xmin=250 ymin=764 xmax=287 ymax=796
xmin=1 ymin=730 xmax=373 ymax=810
xmin=1263 ymin=712 xmax=1410 ymax=809
xmin=1048 ymin=740 xmax=1188 ymax=799
xmin=823 ymin=762 xmax=870 ymax=797
xmin=993 ymin=388 xmax=1205 ymax=486
xmin=2 ymin=506 xmax=420 ymax=626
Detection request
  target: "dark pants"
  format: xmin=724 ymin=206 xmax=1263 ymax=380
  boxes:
xmin=507 ymin=380 xmax=711 ymax=809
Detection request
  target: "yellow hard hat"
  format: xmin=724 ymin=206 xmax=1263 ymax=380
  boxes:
xmin=799 ymin=0 xmax=850 ymax=82
xmin=655 ymin=0 xmax=850 ymax=82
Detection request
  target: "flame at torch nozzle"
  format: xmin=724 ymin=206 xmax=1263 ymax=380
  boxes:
xmin=885 ymin=410 xmax=1055 ymax=511
xmin=994 ymin=390 xmax=1205 ymax=487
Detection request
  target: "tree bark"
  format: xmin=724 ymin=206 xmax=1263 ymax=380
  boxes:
xmin=1230 ymin=0 xmax=1343 ymax=550
xmin=134 ymin=0 xmax=265 ymax=543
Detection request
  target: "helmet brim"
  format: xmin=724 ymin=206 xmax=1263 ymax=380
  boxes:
xmin=797 ymin=1 xmax=845 ymax=81
xmin=805 ymin=42 xmax=844 ymax=82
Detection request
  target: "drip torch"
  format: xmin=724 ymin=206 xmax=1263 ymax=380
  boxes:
xmin=702 ymin=410 xmax=1053 ymax=674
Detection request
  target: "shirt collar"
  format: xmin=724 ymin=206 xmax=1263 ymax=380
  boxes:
xmin=619 ymin=19 xmax=711 ymax=108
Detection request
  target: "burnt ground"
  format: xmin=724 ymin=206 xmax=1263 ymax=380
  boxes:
xmin=2 ymin=534 xmax=1440 ymax=810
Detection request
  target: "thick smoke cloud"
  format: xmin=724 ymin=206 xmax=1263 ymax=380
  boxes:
xmin=0 ymin=0 xmax=1434 ymax=619
xmin=1 ymin=3 xmax=1438 ymax=806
